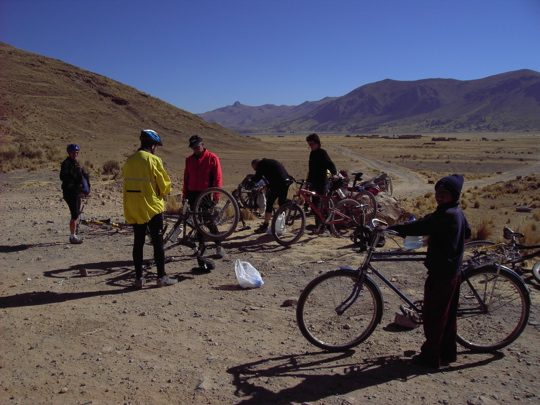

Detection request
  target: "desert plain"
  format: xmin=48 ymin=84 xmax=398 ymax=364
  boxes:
xmin=1 ymin=133 xmax=539 ymax=405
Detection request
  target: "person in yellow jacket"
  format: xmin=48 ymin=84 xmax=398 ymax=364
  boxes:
xmin=123 ymin=129 xmax=177 ymax=289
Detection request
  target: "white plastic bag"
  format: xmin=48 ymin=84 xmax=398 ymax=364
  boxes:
xmin=235 ymin=259 xmax=264 ymax=288
xmin=275 ymin=212 xmax=286 ymax=234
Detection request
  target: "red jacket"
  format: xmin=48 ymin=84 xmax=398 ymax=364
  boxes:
xmin=183 ymin=149 xmax=222 ymax=195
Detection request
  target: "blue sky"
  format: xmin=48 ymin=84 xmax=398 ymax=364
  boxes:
xmin=1 ymin=0 xmax=539 ymax=114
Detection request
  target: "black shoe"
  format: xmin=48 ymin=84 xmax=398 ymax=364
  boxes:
xmin=410 ymin=354 xmax=440 ymax=369
xmin=254 ymin=223 xmax=269 ymax=234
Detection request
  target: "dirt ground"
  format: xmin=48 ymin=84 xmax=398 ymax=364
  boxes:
xmin=1 ymin=163 xmax=539 ymax=404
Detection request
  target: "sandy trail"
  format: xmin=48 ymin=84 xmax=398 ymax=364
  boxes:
xmin=332 ymin=145 xmax=540 ymax=198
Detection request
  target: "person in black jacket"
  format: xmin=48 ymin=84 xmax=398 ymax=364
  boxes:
xmin=388 ymin=174 xmax=471 ymax=369
xmin=248 ymin=158 xmax=291 ymax=234
xmin=60 ymin=144 xmax=86 ymax=244
xmin=306 ymin=133 xmax=337 ymax=234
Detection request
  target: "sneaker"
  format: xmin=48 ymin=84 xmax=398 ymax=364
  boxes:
xmin=215 ymin=245 xmax=226 ymax=259
xmin=156 ymin=275 xmax=178 ymax=287
xmin=133 ymin=277 xmax=146 ymax=290
xmin=254 ymin=223 xmax=269 ymax=234
xmin=70 ymin=235 xmax=84 ymax=244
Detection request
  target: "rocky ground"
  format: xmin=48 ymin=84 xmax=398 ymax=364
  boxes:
xmin=0 ymin=169 xmax=539 ymax=405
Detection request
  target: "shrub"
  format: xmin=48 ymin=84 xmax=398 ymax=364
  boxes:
xmin=102 ymin=160 xmax=121 ymax=179
xmin=472 ymin=216 xmax=494 ymax=241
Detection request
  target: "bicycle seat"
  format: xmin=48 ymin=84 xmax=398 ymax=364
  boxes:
xmin=503 ymin=227 xmax=524 ymax=239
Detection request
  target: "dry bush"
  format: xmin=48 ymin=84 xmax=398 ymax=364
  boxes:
xmin=102 ymin=160 xmax=122 ymax=179
xmin=164 ymin=195 xmax=182 ymax=215
xmin=516 ymin=220 xmax=540 ymax=246
xmin=241 ymin=208 xmax=256 ymax=221
xmin=0 ymin=141 xmax=63 ymax=172
xmin=471 ymin=216 xmax=495 ymax=241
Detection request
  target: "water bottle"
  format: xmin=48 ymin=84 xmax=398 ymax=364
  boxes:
xmin=403 ymin=214 xmax=423 ymax=249
xmin=170 ymin=225 xmax=183 ymax=243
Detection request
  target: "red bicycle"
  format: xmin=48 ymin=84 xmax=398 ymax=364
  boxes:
xmin=270 ymin=178 xmax=370 ymax=246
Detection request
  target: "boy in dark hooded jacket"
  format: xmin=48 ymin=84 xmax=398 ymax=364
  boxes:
xmin=389 ymin=174 xmax=471 ymax=368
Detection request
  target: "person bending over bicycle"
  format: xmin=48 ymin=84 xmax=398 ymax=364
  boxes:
xmin=388 ymin=174 xmax=471 ymax=369
xmin=123 ymin=130 xmax=177 ymax=289
xmin=183 ymin=135 xmax=226 ymax=259
xmin=248 ymin=158 xmax=291 ymax=234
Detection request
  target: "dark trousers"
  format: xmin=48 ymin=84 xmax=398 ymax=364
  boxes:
xmin=132 ymin=213 xmax=165 ymax=279
xmin=265 ymin=183 xmax=290 ymax=213
xmin=421 ymin=273 xmax=462 ymax=365
xmin=63 ymin=192 xmax=82 ymax=220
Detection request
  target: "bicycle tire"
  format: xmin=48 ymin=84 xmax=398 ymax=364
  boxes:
xmin=456 ymin=264 xmax=530 ymax=352
xmin=236 ymin=180 xmax=258 ymax=210
xmin=353 ymin=190 xmax=377 ymax=223
xmin=329 ymin=198 xmax=364 ymax=238
xmin=296 ymin=268 xmax=383 ymax=351
xmin=271 ymin=202 xmax=306 ymax=247
xmin=192 ymin=187 xmax=240 ymax=241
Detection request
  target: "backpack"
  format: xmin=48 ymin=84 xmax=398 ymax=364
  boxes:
xmin=81 ymin=168 xmax=91 ymax=195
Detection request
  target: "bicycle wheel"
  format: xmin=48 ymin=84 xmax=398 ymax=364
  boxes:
xmin=456 ymin=264 xmax=530 ymax=352
xmin=271 ymin=202 xmax=306 ymax=246
xmin=297 ymin=269 xmax=383 ymax=351
xmin=193 ymin=187 xmax=240 ymax=241
xmin=235 ymin=180 xmax=257 ymax=210
xmin=329 ymin=198 xmax=364 ymax=238
xmin=353 ymin=190 xmax=377 ymax=223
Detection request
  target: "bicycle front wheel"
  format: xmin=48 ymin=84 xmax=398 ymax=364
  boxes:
xmin=271 ymin=202 xmax=306 ymax=246
xmin=463 ymin=240 xmax=496 ymax=265
xmin=329 ymin=198 xmax=364 ymax=238
xmin=353 ymin=190 xmax=377 ymax=223
xmin=457 ymin=265 xmax=530 ymax=352
xmin=193 ymin=187 xmax=240 ymax=241
xmin=297 ymin=269 xmax=383 ymax=351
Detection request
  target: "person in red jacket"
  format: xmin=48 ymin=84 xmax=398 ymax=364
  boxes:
xmin=182 ymin=135 xmax=226 ymax=259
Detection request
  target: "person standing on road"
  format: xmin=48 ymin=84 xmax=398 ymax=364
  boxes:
xmin=306 ymin=133 xmax=337 ymax=234
xmin=388 ymin=174 xmax=471 ymax=369
xmin=248 ymin=158 xmax=291 ymax=234
xmin=60 ymin=144 xmax=88 ymax=244
xmin=182 ymin=135 xmax=226 ymax=259
xmin=123 ymin=129 xmax=177 ymax=289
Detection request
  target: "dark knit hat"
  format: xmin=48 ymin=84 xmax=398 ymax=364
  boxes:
xmin=435 ymin=174 xmax=464 ymax=201
xmin=189 ymin=135 xmax=203 ymax=148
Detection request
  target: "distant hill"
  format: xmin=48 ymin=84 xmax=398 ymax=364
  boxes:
xmin=0 ymin=42 xmax=259 ymax=172
xmin=199 ymin=70 xmax=540 ymax=134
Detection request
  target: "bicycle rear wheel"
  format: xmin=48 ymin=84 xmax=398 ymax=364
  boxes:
xmin=329 ymin=198 xmax=364 ymax=238
xmin=353 ymin=190 xmax=377 ymax=223
xmin=271 ymin=202 xmax=306 ymax=246
xmin=193 ymin=187 xmax=240 ymax=241
xmin=297 ymin=269 xmax=383 ymax=351
xmin=456 ymin=265 xmax=530 ymax=352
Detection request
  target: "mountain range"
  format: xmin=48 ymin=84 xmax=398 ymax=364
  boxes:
xmin=198 ymin=70 xmax=540 ymax=134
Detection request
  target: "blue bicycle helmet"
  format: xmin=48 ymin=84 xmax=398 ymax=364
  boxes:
xmin=140 ymin=129 xmax=163 ymax=146
xmin=66 ymin=144 xmax=80 ymax=152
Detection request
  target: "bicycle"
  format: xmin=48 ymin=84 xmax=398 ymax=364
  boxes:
xmin=159 ymin=187 xmax=240 ymax=255
xmin=296 ymin=219 xmax=531 ymax=353
xmin=232 ymin=175 xmax=267 ymax=230
xmin=77 ymin=198 xmax=131 ymax=234
xmin=270 ymin=178 xmax=368 ymax=246
xmin=329 ymin=171 xmax=378 ymax=223
xmin=464 ymin=227 xmax=540 ymax=283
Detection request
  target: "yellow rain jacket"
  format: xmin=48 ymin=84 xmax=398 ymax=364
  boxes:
xmin=123 ymin=150 xmax=171 ymax=224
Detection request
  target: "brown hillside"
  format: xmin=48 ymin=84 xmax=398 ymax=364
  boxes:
xmin=0 ymin=42 xmax=263 ymax=181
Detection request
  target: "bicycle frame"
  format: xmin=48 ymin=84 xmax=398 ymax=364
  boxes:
xmin=298 ymin=183 xmax=356 ymax=228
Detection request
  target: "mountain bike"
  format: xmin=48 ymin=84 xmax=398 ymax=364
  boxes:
xmin=464 ymin=227 xmax=540 ymax=283
xmin=329 ymin=171 xmax=378 ymax=223
xmin=159 ymin=187 xmax=240 ymax=254
xmin=232 ymin=175 xmax=267 ymax=230
xmin=296 ymin=219 xmax=531 ymax=352
xmin=270 ymin=178 xmax=368 ymax=246
xmin=77 ymin=198 xmax=131 ymax=234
